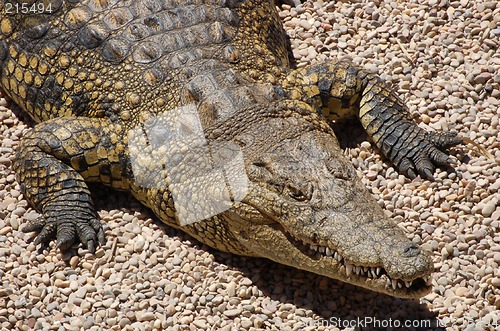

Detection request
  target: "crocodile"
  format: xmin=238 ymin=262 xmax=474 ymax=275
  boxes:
xmin=0 ymin=0 xmax=463 ymax=298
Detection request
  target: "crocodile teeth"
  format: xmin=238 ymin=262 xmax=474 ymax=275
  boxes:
xmin=295 ymin=238 xmax=430 ymax=291
xmin=345 ymin=263 xmax=353 ymax=276
xmin=297 ymin=239 xmax=339 ymax=259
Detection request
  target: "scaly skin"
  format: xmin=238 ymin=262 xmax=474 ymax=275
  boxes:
xmin=0 ymin=0 xmax=463 ymax=298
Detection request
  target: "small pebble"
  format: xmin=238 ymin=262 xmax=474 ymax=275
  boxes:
xmin=223 ymin=308 xmax=242 ymax=318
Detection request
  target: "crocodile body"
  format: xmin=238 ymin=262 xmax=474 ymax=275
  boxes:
xmin=0 ymin=0 xmax=462 ymax=298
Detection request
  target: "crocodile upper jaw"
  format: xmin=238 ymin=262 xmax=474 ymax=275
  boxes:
xmin=230 ymin=220 xmax=432 ymax=298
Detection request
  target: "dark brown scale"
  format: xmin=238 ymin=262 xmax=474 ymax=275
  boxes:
xmin=102 ymin=7 xmax=135 ymax=30
xmin=101 ymin=38 xmax=131 ymax=62
xmin=0 ymin=41 xmax=7 ymax=60
xmin=124 ymin=22 xmax=152 ymax=40
xmin=131 ymin=41 xmax=163 ymax=63
xmin=77 ymin=22 xmax=110 ymax=49
xmin=64 ymin=7 xmax=93 ymax=30
xmin=22 ymin=19 xmax=49 ymax=40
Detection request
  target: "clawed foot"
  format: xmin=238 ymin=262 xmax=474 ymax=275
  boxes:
xmin=22 ymin=216 xmax=106 ymax=253
xmin=395 ymin=131 xmax=463 ymax=180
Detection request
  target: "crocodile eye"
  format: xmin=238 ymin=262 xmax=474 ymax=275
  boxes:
xmin=288 ymin=186 xmax=309 ymax=201
xmin=333 ymin=171 xmax=350 ymax=180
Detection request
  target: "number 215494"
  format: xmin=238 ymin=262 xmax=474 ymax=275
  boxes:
xmin=4 ymin=2 xmax=53 ymax=14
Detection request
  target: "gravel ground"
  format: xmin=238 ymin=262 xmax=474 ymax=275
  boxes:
xmin=1 ymin=1 xmax=499 ymax=330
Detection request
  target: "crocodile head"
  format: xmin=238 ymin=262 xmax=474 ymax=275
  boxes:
xmin=214 ymin=100 xmax=433 ymax=298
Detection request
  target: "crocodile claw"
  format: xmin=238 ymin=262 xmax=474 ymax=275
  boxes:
xmin=23 ymin=216 xmax=105 ymax=253
xmin=396 ymin=131 xmax=462 ymax=180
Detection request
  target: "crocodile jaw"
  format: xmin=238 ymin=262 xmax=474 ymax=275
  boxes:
xmin=231 ymin=219 xmax=433 ymax=298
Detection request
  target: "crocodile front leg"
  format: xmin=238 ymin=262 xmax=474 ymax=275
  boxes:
xmin=282 ymin=60 xmax=463 ymax=179
xmin=14 ymin=117 xmax=129 ymax=252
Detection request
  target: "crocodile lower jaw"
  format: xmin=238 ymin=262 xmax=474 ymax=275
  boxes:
xmin=234 ymin=218 xmax=432 ymax=297
xmin=292 ymin=237 xmax=432 ymax=290
xmin=258 ymin=224 xmax=433 ymax=298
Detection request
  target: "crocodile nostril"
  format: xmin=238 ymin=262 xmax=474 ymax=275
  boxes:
xmin=403 ymin=243 xmax=420 ymax=257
